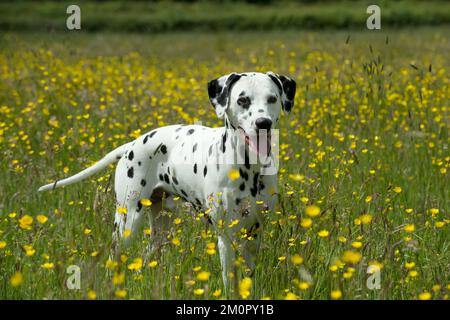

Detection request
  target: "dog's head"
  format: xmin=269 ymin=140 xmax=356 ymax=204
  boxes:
xmin=208 ymin=72 xmax=296 ymax=155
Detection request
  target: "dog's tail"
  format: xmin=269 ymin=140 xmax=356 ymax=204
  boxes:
xmin=38 ymin=142 xmax=131 ymax=192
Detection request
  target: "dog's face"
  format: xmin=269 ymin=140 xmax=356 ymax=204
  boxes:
xmin=208 ymin=72 xmax=296 ymax=155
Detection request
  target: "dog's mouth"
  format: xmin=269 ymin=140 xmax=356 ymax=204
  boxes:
xmin=238 ymin=127 xmax=271 ymax=157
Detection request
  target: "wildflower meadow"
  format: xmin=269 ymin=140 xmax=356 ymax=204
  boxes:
xmin=0 ymin=27 xmax=449 ymax=300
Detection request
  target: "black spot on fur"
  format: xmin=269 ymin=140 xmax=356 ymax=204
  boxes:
xmin=193 ymin=143 xmax=197 ymax=152
xmin=175 ymin=126 xmax=183 ymax=132
xmin=259 ymin=181 xmax=265 ymax=190
xmin=181 ymin=190 xmax=188 ymax=197
xmin=239 ymin=183 xmax=245 ymax=191
xmin=159 ymin=174 xmax=164 ymax=181
xmin=137 ymin=201 xmax=143 ymax=212
xmin=208 ymin=145 xmax=213 ymax=156
xmin=160 ymin=144 xmax=167 ymax=154
xmin=167 ymin=167 xmax=171 ymax=174
xmin=203 ymin=166 xmax=207 ymax=177
xmin=127 ymin=167 xmax=134 ymax=178
xmin=149 ymin=131 xmax=157 ymax=138
xmin=143 ymin=135 xmax=149 ymax=144
xmin=128 ymin=150 xmax=134 ymax=161
xmin=239 ymin=168 xmax=248 ymax=181
xmin=195 ymin=198 xmax=202 ymax=207
xmin=236 ymin=198 xmax=241 ymax=205
xmin=140 ymin=179 xmax=146 ymax=186
xmin=138 ymin=161 xmax=141 ymax=166
xmin=268 ymin=74 xmax=283 ymax=95
xmin=222 ymin=131 xmax=227 ymax=153
xmin=164 ymin=174 xmax=170 ymax=184
xmin=193 ymin=163 xmax=197 ymax=174
xmin=250 ymin=172 xmax=260 ymax=197
xmin=187 ymin=129 xmax=194 ymax=135
xmin=212 ymin=73 xmax=243 ymax=107
xmin=245 ymin=149 xmax=250 ymax=169
xmin=116 ymin=155 xmax=121 ymax=160
xmin=172 ymin=176 xmax=179 ymax=185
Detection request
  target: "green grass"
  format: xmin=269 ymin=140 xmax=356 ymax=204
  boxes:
xmin=0 ymin=1 xmax=450 ymax=32
xmin=0 ymin=27 xmax=449 ymax=299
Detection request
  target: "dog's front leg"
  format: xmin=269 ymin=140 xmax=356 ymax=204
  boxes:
xmin=218 ymin=232 xmax=235 ymax=294
xmin=209 ymin=188 xmax=240 ymax=295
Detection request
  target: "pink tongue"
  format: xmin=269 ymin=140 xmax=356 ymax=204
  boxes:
xmin=240 ymin=130 xmax=270 ymax=156
xmin=247 ymin=136 xmax=259 ymax=154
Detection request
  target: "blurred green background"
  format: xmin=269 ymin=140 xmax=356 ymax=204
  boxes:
xmin=1 ymin=0 xmax=449 ymax=32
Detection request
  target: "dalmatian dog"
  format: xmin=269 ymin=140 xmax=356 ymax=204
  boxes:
xmin=38 ymin=71 xmax=296 ymax=289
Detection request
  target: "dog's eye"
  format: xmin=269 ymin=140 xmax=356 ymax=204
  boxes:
xmin=267 ymin=96 xmax=277 ymax=104
xmin=237 ymin=97 xmax=250 ymax=108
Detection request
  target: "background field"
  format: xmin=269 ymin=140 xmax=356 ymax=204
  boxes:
xmin=1 ymin=0 xmax=450 ymax=32
xmin=0 ymin=1 xmax=449 ymax=300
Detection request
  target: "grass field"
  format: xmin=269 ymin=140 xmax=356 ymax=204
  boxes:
xmin=1 ymin=0 xmax=450 ymax=32
xmin=0 ymin=27 xmax=449 ymax=300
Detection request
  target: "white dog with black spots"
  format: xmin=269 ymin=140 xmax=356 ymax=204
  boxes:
xmin=39 ymin=71 xmax=296 ymax=290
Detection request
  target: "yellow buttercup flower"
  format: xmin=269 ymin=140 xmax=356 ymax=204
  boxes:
xmin=408 ymin=270 xmax=419 ymax=278
xmin=341 ymin=251 xmax=362 ymax=264
xmin=23 ymin=245 xmax=36 ymax=256
xmin=194 ymin=288 xmax=205 ymax=296
xmin=331 ymin=290 xmax=342 ymax=300
xmin=112 ymin=272 xmax=125 ymax=285
xmin=127 ymin=258 xmax=143 ymax=271
xmin=393 ymin=186 xmax=402 ymax=193
xmin=227 ymin=169 xmax=240 ymax=181
xmin=196 ymin=271 xmax=210 ymax=281
xmin=36 ymin=215 xmax=48 ymax=224
xmin=404 ymin=224 xmax=415 ymax=233
xmin=360 ymin=213 xmax=373 ymax=224
xmin=123 ymin=229 xmax=132 ymax=238
xmin=291 ymin=254 xmax=303 ymax=265
xmin=87 ymin=290 xmax=97 ymax=300
xmin=239 ymin=277 xmax=252 ymax=299
xmin=115 ymin=289 xmax=127 ymax=298
xmin=148 ymin=260 xmax=158 ymax=268
xmin=305 ymin=205 xmax=320 ymax=217
xmin=105 ymin=259 xmax=118 ymax=270
xmin=41 ymin=262 xmax=55 ymax=269
xmin=418 ymin=292 xmax=431 ymax=300
xmin=284 ymin=292 xmax=299 ymax=300
xmin=351 ymin=241 xmax=363 ymax=249
xmin=10 ymin=271 xmax=23 ymax=287
xmin=171 ymin=237 xmax=181 ymax=246
xmin=18 ymin=214 xmax=33 ymax=230
xmin=140 ymin=198 xmax=152 ymax=206
xmin=117 ymin=207 xmax=127 ymax=215
xmin=206 ymin=242 xmax=216 ymax=255
xmin=300 ymin=218 xmax=313 ymax=228
xmin=318 ymin=230 xmax=329 ymax=238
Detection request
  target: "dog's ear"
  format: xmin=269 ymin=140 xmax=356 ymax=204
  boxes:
xmin=207 ymin=73 xmax=242 ymax=118
xmin=266 ymin=71 xmax=296 ymax=113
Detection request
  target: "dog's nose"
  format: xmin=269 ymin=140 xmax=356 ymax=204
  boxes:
xmin=255 ymin=118 xmax=272 ymax=130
